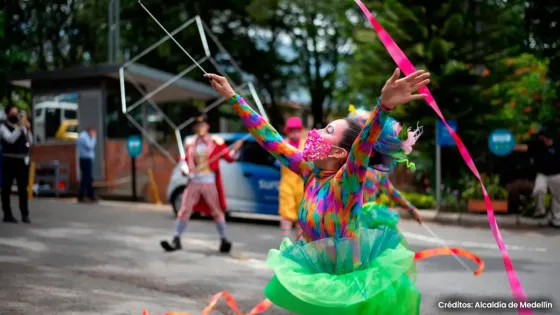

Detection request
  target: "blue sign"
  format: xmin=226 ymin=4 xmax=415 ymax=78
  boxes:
xmin=488 ymin=129 xmax=515 ymax=156
xmin=126 ymin=135 xmax=143 ymax=158
xmin=437 ymin=120 xmax=457 ymax=147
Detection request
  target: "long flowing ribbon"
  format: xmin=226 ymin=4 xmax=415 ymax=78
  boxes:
xmin=414 ymin=247 xmax=484 ymax=276
xmin=354 ymin=1 xmax=531 ymax=313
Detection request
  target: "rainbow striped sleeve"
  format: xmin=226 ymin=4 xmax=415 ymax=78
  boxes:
xmin=379 ymin=174 xmax=415 ymax=213
xmin=363 ymin=168 xmax=377 ymax=203
xmin=229 ymin=94 xmax=312 ymax=177
xmin=336 ymin=102 xmax=389 ymax=212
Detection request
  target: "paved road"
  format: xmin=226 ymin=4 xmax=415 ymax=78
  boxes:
xmin=0 ymin=199 xmax=558 ymax=315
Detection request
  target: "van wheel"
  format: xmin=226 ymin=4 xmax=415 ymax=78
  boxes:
xmin=171 ymin=187 xmax=185 ymax=217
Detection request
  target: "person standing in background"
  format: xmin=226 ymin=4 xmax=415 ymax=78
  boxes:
xmin=514 ymin=126 xmax=559 ymax=227
xmin=1 ymin=105 xmax=33 ymax=223
xmin=277 ymin=117 xmax=306 ymax=240
xmin=77 ymin=126 xmax=97 ymax=202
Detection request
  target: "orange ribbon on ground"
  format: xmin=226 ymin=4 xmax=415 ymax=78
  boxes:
xmin=414 ymin=247 xmax=485 ymax=276
xmin=142 ymin=292 xmax=272 ymax=315
xmin=142 ymin=250 xmax=482 ymax=315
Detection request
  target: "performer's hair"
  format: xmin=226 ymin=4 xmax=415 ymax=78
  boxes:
xmin=338 ymin=118 xmax=363 ymax=152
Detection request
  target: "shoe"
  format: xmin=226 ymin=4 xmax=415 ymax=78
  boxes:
xmin=160 ymin=236 xmax=182 ymax=252
xmin=2 ymin=217 xmax=17 ymax=223
xmin=219 ymin=238 xmax=232 ymax=253
xmin=77 ymin=198 xmax=87 ymax=203
xmin=22 ymin=217 xmax=31 ymax=224
xmin=549 ymin=222 xmax=560 ymax=229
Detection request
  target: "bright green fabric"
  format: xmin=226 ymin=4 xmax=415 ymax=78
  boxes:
xmin=263 ymin=227 xmax=421 ymax=315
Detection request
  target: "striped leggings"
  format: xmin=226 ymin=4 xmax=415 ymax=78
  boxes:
xmin=177 ymin=182 xmax=225 ymax=222
xmin=280 ymin=218 xmax=302 ymax=241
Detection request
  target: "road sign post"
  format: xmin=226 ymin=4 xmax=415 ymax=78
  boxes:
xmin=126 ymin=135 xmax=143 ymax=201
xmin=488 ymin=129 xmax=515 ymax=157
xmin=435 ymin=120 xmax=457 ymax=213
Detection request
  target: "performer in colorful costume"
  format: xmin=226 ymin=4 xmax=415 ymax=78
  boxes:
xmin=348 ymin=105 xmax=423 ymax=231
xmin=160 ymin=114 xmax=243 ymax=253
xmin=205 ymin=69 xmax=430 ymax=315
xmin=278 ymin=117 xmax=306 ymax=240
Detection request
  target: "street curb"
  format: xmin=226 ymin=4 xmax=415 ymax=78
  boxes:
xmin=34 ymin=197 xmax=552 ymax=231
xmin=397 ymin=209 xmax=548 ymax=230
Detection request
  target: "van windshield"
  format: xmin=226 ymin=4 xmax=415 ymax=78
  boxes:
xmin=64 ymin=110 xmax=77 ymax=120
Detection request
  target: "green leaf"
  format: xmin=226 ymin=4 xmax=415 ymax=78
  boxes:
xmin=442 ymin=14 xmax=464 ymax=39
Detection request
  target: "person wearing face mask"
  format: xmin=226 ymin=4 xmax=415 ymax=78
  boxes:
xmin=277 ymin=117 xmax=306 ymax=240
xmin=160 ymin=113 xmax=244 ymax=253
xmin=1 ymin=105 xmax=33 ymax=224
xmin=204 ymin=69 xmax=432 ymax=315
xmin=347 ymin=105 xmax=423 ymax=230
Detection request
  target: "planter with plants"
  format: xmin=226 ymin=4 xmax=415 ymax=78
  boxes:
xmin=461 ymin=174 xmax=509 ymax=213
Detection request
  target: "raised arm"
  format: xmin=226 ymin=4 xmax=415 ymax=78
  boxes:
xmin=229 ymin=95 xmax=312 ymax=176
xmin=204 ymin=73 xmax=312 ymax=177
xmin=337 ymin=69 xmax=431 ymax=211
xmin=336 ymin=102 xmax=389 ymax=194
xmin=378 ymin=174 xmax=414 ymax=213
xmin=363 ymin=168 xmax=379 ymax=203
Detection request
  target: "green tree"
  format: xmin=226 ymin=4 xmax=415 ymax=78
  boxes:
xmin=340 ymin=0 xmax=526 ymax=175
xmin=525 ymin=1 xmax=560 ymax=88
xmin=484 ymin=54 xmax=559 ymax=141
xmin=248 ymin=0 xmax=359 ymax=127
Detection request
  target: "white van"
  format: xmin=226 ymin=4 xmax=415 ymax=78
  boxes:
xmin=33 ymin=101 xmax=78 ymax=143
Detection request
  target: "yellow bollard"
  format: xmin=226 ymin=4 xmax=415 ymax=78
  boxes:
xmin=28 ymin=161 xmax=36 ymax=200
xmin=146 ymin=168 xmax=161 ymax=204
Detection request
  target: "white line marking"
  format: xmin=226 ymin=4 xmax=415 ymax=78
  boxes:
xmin=401 ymin=231 xmax=547 ymax=252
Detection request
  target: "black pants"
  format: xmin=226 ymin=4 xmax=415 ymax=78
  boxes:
xmin=78 ymin=158 xmax=95 ymax=199
xmin=1 ymin=157 xmax=29 ymax=219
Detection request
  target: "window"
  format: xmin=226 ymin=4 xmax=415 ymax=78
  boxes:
xmin=64 ymin=109 xmax=77 ymax=120
xmin=45 ymin=108 xmax=61 ymax=139
xmin=235 ymin=141 xmax=276 ymax=167
xmin=33 ymin=92 xmax=78 ymax=143
xmin=66 ymin=124 xmax=79 ymax=133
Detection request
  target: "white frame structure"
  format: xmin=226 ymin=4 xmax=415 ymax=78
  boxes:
xmin=119 ymin=15 xmax=268 ymax=164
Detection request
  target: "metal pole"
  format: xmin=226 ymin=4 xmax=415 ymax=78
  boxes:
xmin=435 ymin=123 xmax=441 ymax=214
xmin=131 ymin=156 xmax=137 ymax=201
xmin=108 ymin=0 xmax=114 ymax=63
xmin=115 ymin=0 xmax=121 ymax=63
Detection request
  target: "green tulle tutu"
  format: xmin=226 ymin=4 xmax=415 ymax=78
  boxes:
xmin=361 ymin=201 xmax=410 ymax=249
xmin=263 ymin=226 xmax=421 ymax=315
xmin=361 ymin=202 xmax=400 ymax=230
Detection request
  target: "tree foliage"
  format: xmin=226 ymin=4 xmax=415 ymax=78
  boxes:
xmin=484 ymin=54 xmax=559 ymax=141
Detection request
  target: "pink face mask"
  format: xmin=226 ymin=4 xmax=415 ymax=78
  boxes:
xmin=303 ymin=129 xmax=332 ymax=161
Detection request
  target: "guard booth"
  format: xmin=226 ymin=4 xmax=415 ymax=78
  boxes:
xmin=7 ymin=63 xmax=218 ymax=200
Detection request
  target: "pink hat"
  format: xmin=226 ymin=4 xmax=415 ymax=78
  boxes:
xmin=284 ymin=116 xmax=304 ymax=132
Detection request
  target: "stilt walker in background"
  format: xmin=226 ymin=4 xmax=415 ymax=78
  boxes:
xmin=160 ymin=114 xmax=244 ymax=253
xmin=278 ymin=117 xmax=306 ymax=240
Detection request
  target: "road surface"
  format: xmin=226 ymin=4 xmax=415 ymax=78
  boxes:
xmin=0 ymin=199 xmax=558 ymax=315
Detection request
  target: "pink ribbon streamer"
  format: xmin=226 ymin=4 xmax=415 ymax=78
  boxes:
xmin=354 ymin=1 xmax=531 ymax=313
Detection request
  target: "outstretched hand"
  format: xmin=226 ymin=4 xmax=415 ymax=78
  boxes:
xmin=412 ymin=209 xmax=423 ymax=224
xmin=232 ymin=139 xmax=244 ymax=151
xmin=380 ymin=68 xmax=430 ymax=109
xmin=204 ymin=74 xmax=236 ymax=99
